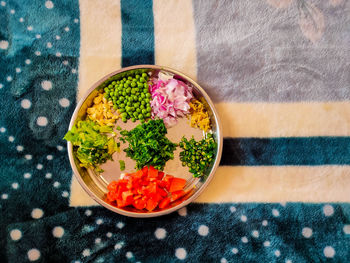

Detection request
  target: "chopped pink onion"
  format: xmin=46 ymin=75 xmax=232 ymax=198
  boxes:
xmin=149 ymin=73 xmax=193 ymax=127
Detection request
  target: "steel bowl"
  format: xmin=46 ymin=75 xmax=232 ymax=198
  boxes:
xmin=67 ymin=65 xmax=223 ymax=218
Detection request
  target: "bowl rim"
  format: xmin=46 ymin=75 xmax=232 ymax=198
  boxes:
xmin=67 ymin=64 xmax=223 ymax=218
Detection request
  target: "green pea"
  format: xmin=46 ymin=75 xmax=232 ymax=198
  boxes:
xmin=131 ymin=118 xmax=136 ymax=122
xmin=127 ymin=101 xmax=131 ymax=106
xmin=146 ymin=93 xmax=151 ymax=98
xmin=138 ymin=114 xmax=144 ymax=119
xmin=113 ymin=105 xmax=118 ymax=110
xmin=136 ymin=108 xmax=141 ymax=113
xmin=112 ymin=81 xmax=116 ymax=85
xmin=119 ymin=108 xmax=125 ymax=113
xmin=119 ymin=80 xmax=124 ymax=84
xmin=123 ymin=78 xmax=127 ymax=81
xmin=120 ymin=103 xmax=125 ymax=108
xmin=143 ymin=83 xmax=148 ymax=89
xmin=133 ymin=112 xmax=138 ymax=117
xmin=135 ymin=88 xmax=139 ymax=93
xmin=142 ymin=73 xmax=148 ymax=78
xmin=104 ymin=93 xmax=109 ymax=98
xmin=141 ymin=100 xmax=146 ymax=105
xmin=141 ymin=93 xmax=145 ymax=98
xmin=140 ymin=105 xmax=145 ymax=110
xmin=131 ymin=89 xmax=136 ymax=94
xmin=131 ymin=82 xmax=136 ymax=88
xmin=122 ymin=118 xmax=127 ymax=123
xmin=137 ymin=83 xmax=143 ymax=88
xmin=141 ymin=109 xmax=147 ymax=114
xmin=140 ymin=77 xmax=145 ymax=83
xmin=126 ymin=88 xmax=131 ymax=94
xmin=123 ymin=83 xmax=129 ymax=88
xmin=119 ymin=96 xmax=124 ymax=101
xmin=146 ymin=112 xmax=151 ymax=117
xmin=146 ymin=106 xmax=151 ymax=112
xmin=135 ymin=74 xmax=140 ymax=79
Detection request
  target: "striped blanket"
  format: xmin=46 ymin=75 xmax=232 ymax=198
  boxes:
xmin=1 ymin=0 xmax=350 ymax=262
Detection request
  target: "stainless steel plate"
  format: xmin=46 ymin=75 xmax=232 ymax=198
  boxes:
xmin=67 ymin=65 xmax=223 ymax=218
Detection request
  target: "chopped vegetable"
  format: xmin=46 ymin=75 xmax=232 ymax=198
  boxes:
xmin=64 ymin=120 xmax=119 ymax=172
xmin=120 ymin=119 xmax=177 ymax=170
xmin=87 ymin=92 xmax=119 ymax=126
xmin=189 ymin=99 xmax=211 ymax=132
xmin=119 ymin=160 xmax=125 ymax=171
xmin=179 ymin=133 xmax=217 ymax=178
xmin=149 ymin=73 xmax=193 ymax=127
xmin=106 ymin=166 xmax=189 ymax=211
xmin=104 ymin=73 xmax=152 ymax=122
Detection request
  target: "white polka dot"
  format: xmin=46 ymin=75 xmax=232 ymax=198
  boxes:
xmin=96 ymin=219 xmax=103 ymax=225
xmin=57 ymin=145 xmax=63 ymax=151
xmin=64 ymin=27 xmax=70 ymax=32
xmin=252 ymin=230 xmax=259 ymax=238
xmin=27 ymin=248 xmax=40 ymax=261
xmin=0 ymin=83 xmax=3 ymax=89
xmin=56 ymin=35 xmax=61 ymax=40
xmin=25 ymin=59 xmax=31 ymax=64
xmin=35 ymin=34 xmax=41 ymax=39
xmin=0 ymin=127 xmax=5 ymax=132
xmin=114 ymin=242 xmax=123 ymax=250
xmin=41 ymin=80 xmax=52 ymax=90
xmin=85 ymin=209 xmax=92 ymax=216
xmin=323 ymin=246 xmax=335 ymax=258
xmin=198 ymin=225 xmax=209 ymax=236
xmin=280 ymin=202 xmax=287 ymax=207
xmin=230 ymin=206 xmax=236 ymax=212
xmin=262 ymin=220 xmax=268 ymax=226
xmin=16 ymin=67 xmax=21 ymax=73
xmin=24 ymin=173 xmax=32 ymax=179
xmin=62 ymin=60 xmax=68 ymax=65
xmin=46 ymin=154 xmax=53 ymax=160
xmin=53 ymin=181 xmax=61 ymax=188
xmin=24 ymin=155 xmax=32 ymax=160
xmin=285 ymin=260 xmax=292 ymax=263
xmin=8 ymin=136 xmax=14 ymax=142
xmin=323 ymin=205 xmax=334 ymax=217
xmin=240 ymin=215 xmax=247 ymax=222
xmin=10 ymin=9 xmax=15 ymax=14
xmin=19 ymin=17 xmax=24 ymax=22
xmin=62 ymin=191 xmax=69 ymax=198
xmin=2 ymin=193 xmax=8 ymax=199
xmin=34 ymin=51 xmax=41 ymax=56
xmin=274 ymin=250 xmax=281 ymax=257
xmin=36 ymin=163 xmax=43 ymax=170
xmin=220 ymin=258 xmax=227 ymax=263
xmin=12 ymin=182 xmax=19 ymax=189
xmin=106 ymin=232 xmax=112 ymax=238
xmin=117 ymin=222 xmax=124 ymax=229
xmin=241 ymin=236 xmax=248 ymax=243
xmin=16 ymin=145 xmax=24 ymax=151
xmin=27 ymin=26 xmax=33 ymax=31
xmin=74 ymin=18 xmax=79 ymax=23
xmin=71 ymin=68 xmax=77 ymax=74
xmin=95 ymin=238 xmax=101 ymax=244
xmin=0 ymin=1 xmax=5 ymax=7
xmin=21 ymin=99 xmax=32 ymax=109
xmin=231 ymin=247 xmax=238 ymax=254
xmin=155 ymin=228 xmax=167 ymax=239
xmin=302 ymin=227 xmax=313 ymax=238
xmin=59 ymin=98 xmax=70 ymax=107
xmin=36 ymin=116 xmax=48 ymax=126
xmin=52 ymin=226 xmax=64 ymax=238
xmin=272 ymin=209 xmax=280 ymax=217
xmin=45 ymin=1 xmax=54 ymax=9
xmin=82 ymin=249 xmax=90 ymax=257
xmin=10 ymin=229 xmax=22 ymax=241
xmin=126 ymin=252 xmax=133 ymax=259
xmin=175 ymin=248 xmax=187 ymax=260
xmin=344 ymin=225 xmax=350 ymax=234
xmin=45 ymin=42 xmax=52 ymax=49
xmin=45 ymin=173 xmax=52 ymax=179
xmin=31 ymin=208 xmax=44 ymax=219
xmin=178 ymin=207 xmax=187 ymax=216
xmin=0 ymin=40 xmax=9 ymax=50
xmin=6 ymin=76 xmax=12 ymax=82
xmin=264 ymin=241 xmax=271 ymax=247
xmin=56 ymin=52 xmax=61 ymax=57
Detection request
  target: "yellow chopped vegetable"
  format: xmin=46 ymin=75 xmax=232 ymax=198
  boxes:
xmin=87 ymin=92 xmax=119 ymax=126
xmin=189 ymin=99 xmax=211 ymax=132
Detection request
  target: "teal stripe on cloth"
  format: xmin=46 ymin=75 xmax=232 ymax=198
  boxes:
xmin=221 ymin=137 xmax=350 ymax=166
xmin=121 ymin=0 xmax=155 ymax=67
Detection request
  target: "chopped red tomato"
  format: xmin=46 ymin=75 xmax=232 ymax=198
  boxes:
xmin=169 ymin=178 xmax=187 ymax=193
xmin=106 ymin=166 xmax=189 ymax=211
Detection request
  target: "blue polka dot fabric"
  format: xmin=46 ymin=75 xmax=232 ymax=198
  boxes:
xmin=1 ymin=0 xmax=350 ymax=262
